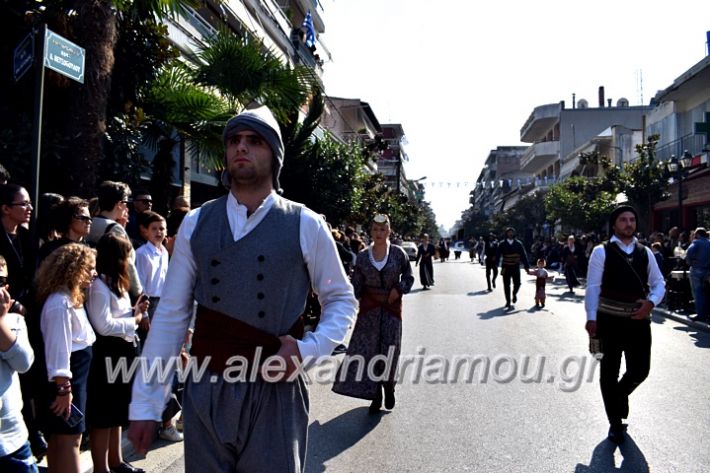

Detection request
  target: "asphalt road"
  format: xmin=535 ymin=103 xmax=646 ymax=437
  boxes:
xmin=127 ymin=259 xmax=710 ymax=473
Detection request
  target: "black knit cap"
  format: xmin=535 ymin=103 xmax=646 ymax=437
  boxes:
xmin=608 ymin=204 xmax=638 ymax=232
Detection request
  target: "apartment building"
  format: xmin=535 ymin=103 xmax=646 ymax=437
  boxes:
xmin=648 ymin=55 xmax=710 ymax=230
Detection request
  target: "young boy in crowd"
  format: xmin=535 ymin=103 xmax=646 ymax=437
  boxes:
xmin=135 ymin=211 xmax=168 ymax=323
xmin=134 ymin=211 xmax=183 ymax=442
xmin=528 ymin=258 xmax=554 ymax=308
xmin=0 ymin=255 xmax=38 ymax=472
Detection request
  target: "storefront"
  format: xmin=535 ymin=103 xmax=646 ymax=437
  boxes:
xmin=654 ymin=166 xmax=710 ymax=231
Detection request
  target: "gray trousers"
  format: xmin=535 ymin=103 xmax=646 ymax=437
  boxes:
xmin=183 ymin=374 xmax=309 ymax=473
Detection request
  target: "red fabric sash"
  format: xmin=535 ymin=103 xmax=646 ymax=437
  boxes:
xmin=359 ymin=287 xmax=402 ymax=320
xmin=190 ymin=305 xmax=304 ymax=373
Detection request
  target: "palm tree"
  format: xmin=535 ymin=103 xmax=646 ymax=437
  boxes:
xmin=60 ymin=0 xmax=206 ymax=195
xmin=140 ymin=31 xmax=318 ymax=210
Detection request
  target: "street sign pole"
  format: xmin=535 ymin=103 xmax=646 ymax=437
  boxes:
xmin=30 ymin=24 xmax=46 ymax=223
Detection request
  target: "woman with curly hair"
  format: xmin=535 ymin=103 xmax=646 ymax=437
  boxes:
xmin=86 ymin=234 xmax=147 ymax=473
xmin=36 ymin=243 xmax=96 ymax=473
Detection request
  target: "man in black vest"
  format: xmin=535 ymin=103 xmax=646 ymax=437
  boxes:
xmin=496 ymin=227 xmax=529 ymax=308
xmin=484 ymin=233 xmax=499 ymax=292
xmin=584 ymin=205 xmax=665 ymax=444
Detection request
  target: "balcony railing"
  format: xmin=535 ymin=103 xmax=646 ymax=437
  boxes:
xmin=520 ymin=140 xmax=560 ymax=171
xmin=654 ymin=134 xmax=707 ymax=162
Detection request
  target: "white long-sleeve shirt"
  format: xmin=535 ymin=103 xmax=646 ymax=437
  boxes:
xmin=86 ymin=278 xmax=137 ymax=342
xmin=135 ymin=242 xmax=169 ymax=298
xmin=130 ymin=191 xmax=357 ymax=421
xmin=40 ymin=292 xmax=96 ymax=380
xmin=585 ymin=236 xmax=666 ymax=321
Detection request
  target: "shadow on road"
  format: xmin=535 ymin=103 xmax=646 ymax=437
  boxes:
xmin=466 ymin=290 xmax=490 ymax=296
xmin=672 ymin=325 xmax=710 ymax=349
xmin=305 ymin=407 xmax=385 ymax=472
xmin=574 ymin=434 xmax=649 ymax=472
xmin=477 ymin=306 xmax=526 ymax=319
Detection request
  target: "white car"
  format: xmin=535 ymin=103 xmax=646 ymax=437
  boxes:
xmin=400 ymin=241 xmax=418 ymax=261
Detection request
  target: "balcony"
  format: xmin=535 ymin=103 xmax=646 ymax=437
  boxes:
xmin=520 ymin=103 xmax=561 ymax=143
xmin=520 ymin=140 xmax=560 ymax=172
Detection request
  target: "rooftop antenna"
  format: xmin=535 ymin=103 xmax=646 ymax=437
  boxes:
xmin=636 ymin=69 xmax=644 ymax=105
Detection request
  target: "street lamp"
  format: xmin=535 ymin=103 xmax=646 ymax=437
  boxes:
xmin=666 ymin=150 xmax=693 ymax=228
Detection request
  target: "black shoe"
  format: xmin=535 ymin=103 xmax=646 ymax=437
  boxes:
xmin=29 ymin=430 xmax=48 ymax=461
xmin=512 ymin=294 xmax=517 ymax=303
xmin=504 ymin=303 xmax=511 ymax=310
xmin=607 ymin=424 xmax=627 ymax=444
xmin=369 ymin=387 xmax=383 ymax=413
xmin=384 ymin=386 xmax=395 ymax=410
xmin=332 ymin=344 xmax=348 ymax=355
xmin=487 ymin=287 xmax=492 ymax=292
xmin=110 ymin=462 xmax=146 ymax=473
xmin=690 ymin=315 xmax=709 ymax=323
xmin=541 ymin=303 xmax=545 ymax=308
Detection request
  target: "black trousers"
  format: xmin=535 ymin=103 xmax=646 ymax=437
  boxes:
xmin=501 ymin=266 xmax=521 ymax=304
xmin=597 ymin=313 xmax=652 ymax=426
xmin=485 ymin=261 xmax=498 ymax=290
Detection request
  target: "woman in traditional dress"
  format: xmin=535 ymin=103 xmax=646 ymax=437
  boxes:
xmin=415 ymin=233 xmax=435 ymax=289
xmin=332 ymin=214 xmax=414 ymax=413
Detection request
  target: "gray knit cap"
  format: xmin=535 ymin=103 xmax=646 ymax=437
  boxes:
xmin=221 ymin=105 xmax=284 ymax=192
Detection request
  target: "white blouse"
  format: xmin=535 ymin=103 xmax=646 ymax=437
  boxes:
xmin=368 ymin=244 xmax=390 ymax=271
xmin=41 ymin=291 xmax=96 ymax=380
xmin=86 ymin=278 xmax=137 ymax=342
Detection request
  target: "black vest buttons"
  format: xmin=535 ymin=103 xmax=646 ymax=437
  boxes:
xmin=258 ymin=311 xmax=265 ymax=318
xmin=257 ymin=292 xmax=265 ymax=300
xmin=257 ymin=274 xmax=264 ymax=281
xmin=211 ymin=259 xmax=220 ymax=267
xmin=257 ymin=255 xmax=265 ymax=262
xmin=211 ymin=278 xmax=220 ymax=285
xmin=212 ymin=296 xmax=221 ymax=303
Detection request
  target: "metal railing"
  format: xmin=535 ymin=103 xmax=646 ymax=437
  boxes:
xmin=654 ymin=134 xmax=707 ymax=162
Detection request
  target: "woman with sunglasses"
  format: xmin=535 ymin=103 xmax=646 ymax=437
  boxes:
xmin=36 ymin=243 xmax=96 ymax=473
xmin=333 ymin=214 xmax=414 ymax=413
xmin=86 ymin=234 xmax=147 ymax=473
xmin=37 ymin=197 xmax=92 ymax=266
xmin=0 ymin=184 xmax=34 ymax=311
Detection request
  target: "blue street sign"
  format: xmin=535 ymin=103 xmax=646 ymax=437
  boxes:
xmin=43 ymin=28 xmax=85 ymax=83
xmin=13 ymin=32 xmax=34 ymax=82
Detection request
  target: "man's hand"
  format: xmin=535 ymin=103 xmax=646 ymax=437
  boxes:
xmin=127 ymin=420 xmax=159 ymax=456
xmin=261 ymin=335 xmax=303 ymax=381
xmin=585 ymin=320 xmax=597 ymax=337
xmin=632 ymin=300 xmax=654 ymax=320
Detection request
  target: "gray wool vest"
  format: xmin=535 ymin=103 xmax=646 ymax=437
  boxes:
xmin=190 ymin=195 xmax=310 ymax=335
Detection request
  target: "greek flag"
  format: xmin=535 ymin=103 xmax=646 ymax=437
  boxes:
xmin=303 ymin=10 xmax=316 ymax=48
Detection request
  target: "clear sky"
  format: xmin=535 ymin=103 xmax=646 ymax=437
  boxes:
xmin=319 ymin=0 xmax=710 ymax=232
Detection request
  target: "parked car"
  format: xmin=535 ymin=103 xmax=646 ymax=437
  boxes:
xmin=401 ymin=241 xmax=418 ymax=261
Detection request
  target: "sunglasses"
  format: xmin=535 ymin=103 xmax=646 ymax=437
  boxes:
xmin=373 ymin=214 xmax=389 ymax=224
xmin=135 ymin=198 xmax=153 ymax=204
xmin=8 ymin=201 xmax=32 ymax=208
xmin=74 ymin=215 xmax=92 ymax=223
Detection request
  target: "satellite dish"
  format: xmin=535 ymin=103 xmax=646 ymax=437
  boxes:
xmin=617 ymin=98 xmax=629 ymax=108
xmin=577 ymin=99 xmax=589 ymax=109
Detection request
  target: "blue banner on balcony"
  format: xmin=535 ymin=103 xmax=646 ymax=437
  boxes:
xmin=303 ymin=11 xmax=316 ymax=48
